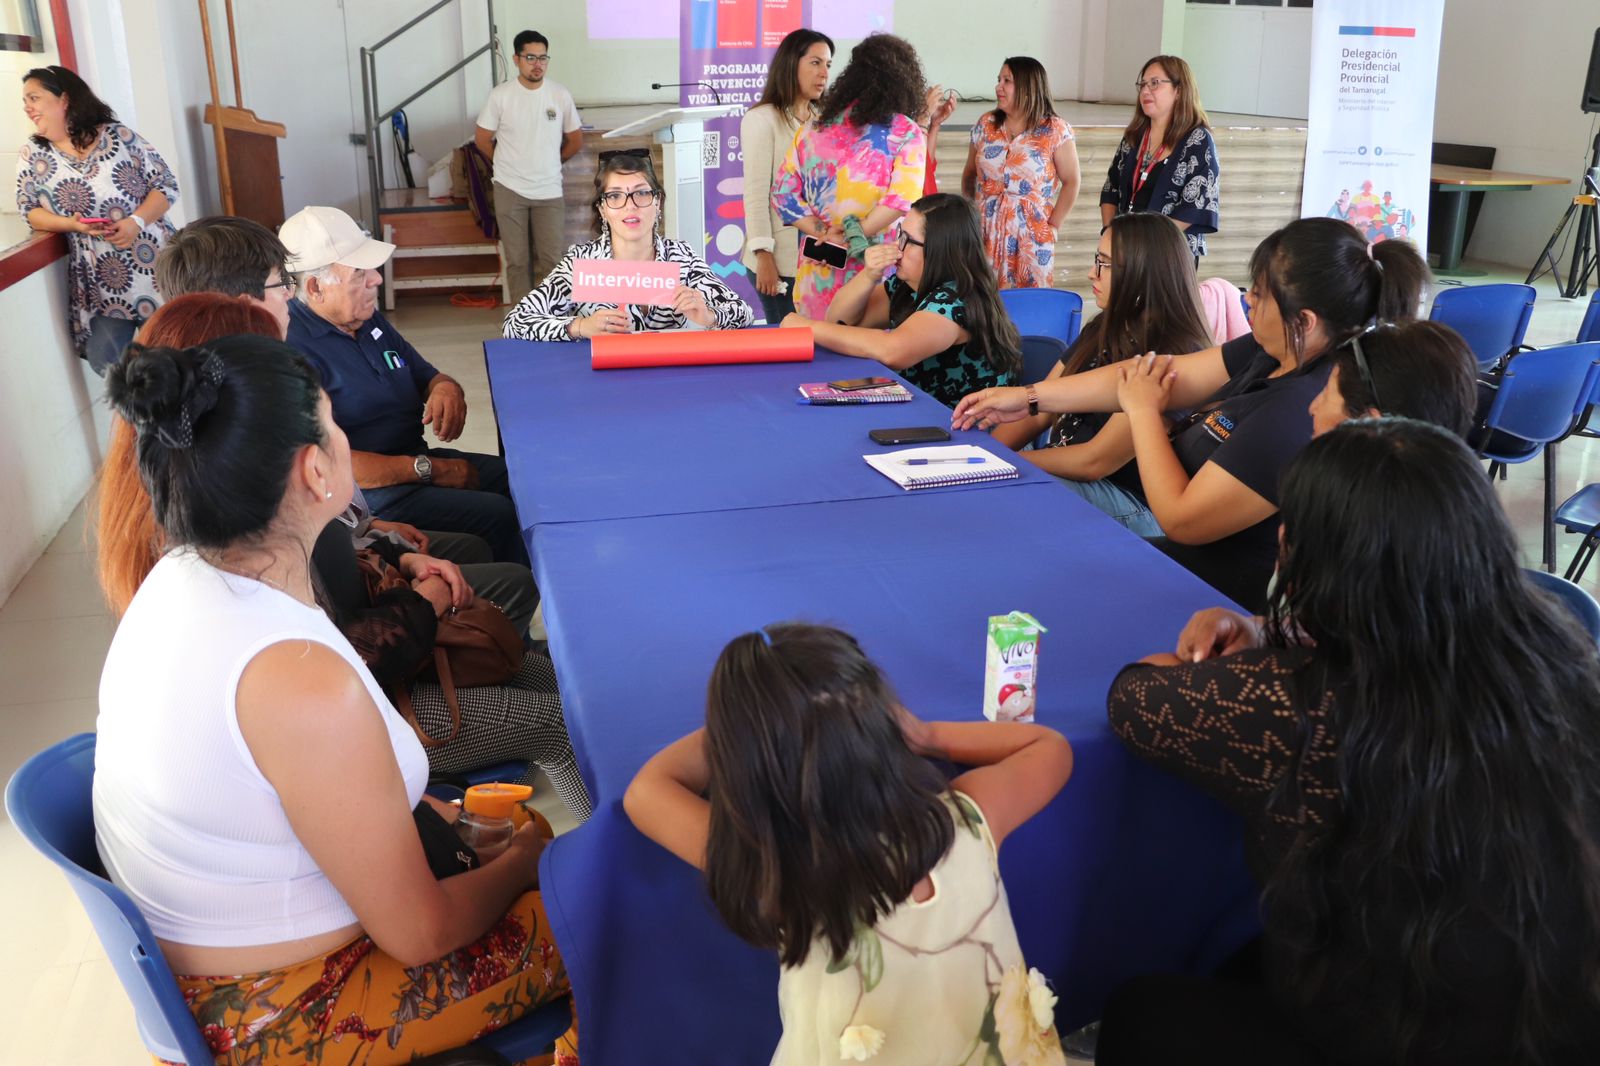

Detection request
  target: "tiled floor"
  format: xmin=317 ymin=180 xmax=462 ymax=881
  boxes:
xmin=0 ymin=265 xmax=1594 ymax=1062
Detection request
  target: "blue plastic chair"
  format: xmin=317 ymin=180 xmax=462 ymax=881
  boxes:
xmin=1000 ymin=288 xmax=1083 ymax=347
xmin=5 ymin=734 xmax=570 ymax=1065
xmin=1478 ymin=342 xmax=1600 ymax=571
xmin=1019 ymin=334 xmax=1069 ymax=386
xmin=1578 ymin=290 xmax=1600 ymax=344
xmin=1525 ymin=568 xmax=1600 ymax=642
xmin=1554 ymin=484 xmax=1600 ymax=583
xmin=1429 ymin=283 xmax=1536 ymax=370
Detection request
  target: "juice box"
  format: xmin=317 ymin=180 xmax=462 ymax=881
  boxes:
xmin=984 ymin=611 xmax=1047 ymax=722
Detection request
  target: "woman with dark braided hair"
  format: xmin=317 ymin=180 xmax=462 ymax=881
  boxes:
xmin=1100 ymin=418 xmax=1600 ymax=1066
xmin=772 ymin=33 xmax=928 ymax=318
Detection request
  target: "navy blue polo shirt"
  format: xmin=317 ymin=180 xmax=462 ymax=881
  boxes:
xmin=286 ymin=301 xmax=440 ymax=456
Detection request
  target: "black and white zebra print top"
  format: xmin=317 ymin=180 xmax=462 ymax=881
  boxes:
xmin=501 ymin=232 xmax=755 ymax=341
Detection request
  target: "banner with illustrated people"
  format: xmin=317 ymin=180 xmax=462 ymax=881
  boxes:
xmin=678 ymin=0 xmax=814 ymax=311
xmin=1299 ymin=0 xmax=1445 ymax=250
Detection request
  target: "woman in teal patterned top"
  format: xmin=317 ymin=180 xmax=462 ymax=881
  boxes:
xmin=783 ymin=193 xmax=1021 ymax=409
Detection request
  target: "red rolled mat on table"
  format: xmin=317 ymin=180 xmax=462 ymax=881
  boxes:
xmin=590 ymin=326 xmax=814 ymax=369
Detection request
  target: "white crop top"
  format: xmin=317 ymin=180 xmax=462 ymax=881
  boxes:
xmin=93 ymin=550 xmax=429 ymax=947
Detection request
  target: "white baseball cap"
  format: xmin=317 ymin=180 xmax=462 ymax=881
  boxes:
xmin=279 ymin=205 xmax=395 ymax=273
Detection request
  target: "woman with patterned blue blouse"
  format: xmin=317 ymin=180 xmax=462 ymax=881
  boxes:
xmin=1099 ymin=55 xmax=1219 ymax=262
xmin=502 ymin=152 xmax=753 ymax=341
xmin=17 ymin=66 xmax=179 ymax=368
xmin=782 ymin=193 xmax=1020 ymax=409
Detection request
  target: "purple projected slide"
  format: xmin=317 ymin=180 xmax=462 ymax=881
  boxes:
xmin=813 ymin=0 xmax=893 ymax=36
xmin=584 ymin=0 xmax=678 ymax=40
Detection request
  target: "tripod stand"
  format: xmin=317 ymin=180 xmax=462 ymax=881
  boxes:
xmin=1527 ymin=131 xmax=1600 ymax=298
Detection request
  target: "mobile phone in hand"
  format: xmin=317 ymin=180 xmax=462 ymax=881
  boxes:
xmin=801 ymin=234 xmax=849 ymax=269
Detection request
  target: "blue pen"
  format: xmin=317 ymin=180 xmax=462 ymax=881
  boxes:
xmin=903 ymin=456 xmax=986 ymax=465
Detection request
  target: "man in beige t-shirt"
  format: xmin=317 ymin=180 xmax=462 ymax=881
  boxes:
xmin=475 ymin=29 xmax=583 ymax=301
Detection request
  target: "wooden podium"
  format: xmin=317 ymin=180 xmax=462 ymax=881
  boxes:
xmin=202 ymin=105 xmax=287 ymax=230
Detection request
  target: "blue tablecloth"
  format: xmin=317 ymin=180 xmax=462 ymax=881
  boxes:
xmin=483 ymin=338 xmax=1054 ymax=526
xmin=483 ymin=332 xmax=1257 ymax=1064
xmin=530 ymin=486 xmax=1258 ymax=1064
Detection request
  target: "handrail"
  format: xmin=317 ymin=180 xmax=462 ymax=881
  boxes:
xmin=374 ymin=46 xmax=492 ymax=128
xmin=359 ymin=0 xmax=500 ymax=239
xmin=370 ymin=0 xmax=463 ymax=51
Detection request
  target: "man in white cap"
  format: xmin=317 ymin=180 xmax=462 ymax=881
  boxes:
xmin=280 ymin=205 xmax=529 ymax=567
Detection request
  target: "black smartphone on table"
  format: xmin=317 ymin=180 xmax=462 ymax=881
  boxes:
xmin=829 ymin=376 xmax=897 ymax=391
xmin=801 ymin=234 xmax=850 ymax=269
xmin=869 ymin=426 xmax=952 ymax=446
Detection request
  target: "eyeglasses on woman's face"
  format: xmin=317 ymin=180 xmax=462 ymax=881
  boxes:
xmin=897 ymin=231 xmax=925 ymax=252
xmin=1134 ymin=76 xmax=1174 ymax=92
xmin=598 ymin=188 xmax=662 ymax=209
xmin=1090 ymin=253 xmax=1113 ymax=277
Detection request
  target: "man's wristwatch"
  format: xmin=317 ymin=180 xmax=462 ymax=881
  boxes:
xmin=413 ymin=454 xmax=433 ymax=485
xmin=1026 ymin=385 xmax=1040 ymax=418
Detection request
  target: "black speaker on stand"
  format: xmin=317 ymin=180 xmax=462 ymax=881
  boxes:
xmin=1526 ymin=29 xmax=1600 ymax=298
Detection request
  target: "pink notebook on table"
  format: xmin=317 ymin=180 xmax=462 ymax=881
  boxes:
xmin=796 ymin=381 xmax=912 ymax=404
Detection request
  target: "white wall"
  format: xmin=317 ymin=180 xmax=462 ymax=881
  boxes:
xmin=1101 ymin=0 xmax=1169 ymax=105
xmin=1184 ymin=0 xmax=1599 ymax=269
xmin=493 ymin=0 xmax=1091 ymax=105
xmin=1182 ymin=6 xmax=1312 ymax=119
xmin=0 ymin=262 xmax=110 ymax=602
xmin=0 ymin=0 xmax=215 ymax=602
xmin=1436 ymin=0 xmax=1599 ymax=269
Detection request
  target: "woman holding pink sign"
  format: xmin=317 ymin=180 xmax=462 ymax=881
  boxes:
xmin=502 ymin=152 xmax=753 ymax=341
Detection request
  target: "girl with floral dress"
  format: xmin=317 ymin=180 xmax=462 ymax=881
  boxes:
xmin=962 ymin=57 xmax=1079 ymax=289
xmin=625 ymin=623 xmax=1074 ymax=1065
xmin=16 ymin=65 xmax=178 ymax=368
xmin=771 ymin=33 xmax=927 ymax=320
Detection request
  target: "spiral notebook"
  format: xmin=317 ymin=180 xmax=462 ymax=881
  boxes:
xmin=796 ymin=381 xmax=912 ymax=404
xmin=863 ymin=445 xmax=1019 ymax=490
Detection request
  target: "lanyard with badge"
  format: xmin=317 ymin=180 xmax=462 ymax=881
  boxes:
xmin=1130 ymin=127 xmax=1169 ymax=205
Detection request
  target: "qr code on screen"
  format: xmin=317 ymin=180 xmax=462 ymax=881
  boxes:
xmin=701 ymin=131 xmax=720 ymax=169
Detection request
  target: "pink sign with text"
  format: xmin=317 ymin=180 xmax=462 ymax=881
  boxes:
xmin=570 ymin=259 xmax=682 ymax=307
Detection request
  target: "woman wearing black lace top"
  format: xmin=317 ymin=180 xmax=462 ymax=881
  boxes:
xmin=1101 ymin=419 xmax=1600 ymax=1066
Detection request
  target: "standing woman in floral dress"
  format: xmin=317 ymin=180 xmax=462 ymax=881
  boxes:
xmin=771 ymin=33 xmax=928 ymax=320
xmin=16 ymin=65 xmax=179 ymax=371
xmin=962 ymin=56 xmax=1079 ymax=288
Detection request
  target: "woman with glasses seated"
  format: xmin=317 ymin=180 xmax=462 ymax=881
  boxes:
xmin=954 ymin=217 xmax=1429 ymax=612
xmin=992 ymin=213 xmax=1214 ymax=535
xmin=1100 ymin=55 xmax=1219 ymax=263
xmin=781 ymin=192 xmax=1020 ymax=409
xmin=502 ymin=152 xmax=754 ymax=341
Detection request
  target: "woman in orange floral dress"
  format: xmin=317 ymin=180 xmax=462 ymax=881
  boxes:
xmin=962 ymin=57 xmax=1079 ymax=289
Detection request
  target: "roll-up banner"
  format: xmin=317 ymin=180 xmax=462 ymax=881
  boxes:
xmin=1300 ymin=0 xmax=1446 ymax=250
xmin=679 ymin=0 xmax=813 ymax=314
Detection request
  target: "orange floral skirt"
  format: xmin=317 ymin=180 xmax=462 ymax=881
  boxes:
xmin=161 ymin=890 xmax=574 ymax=1066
